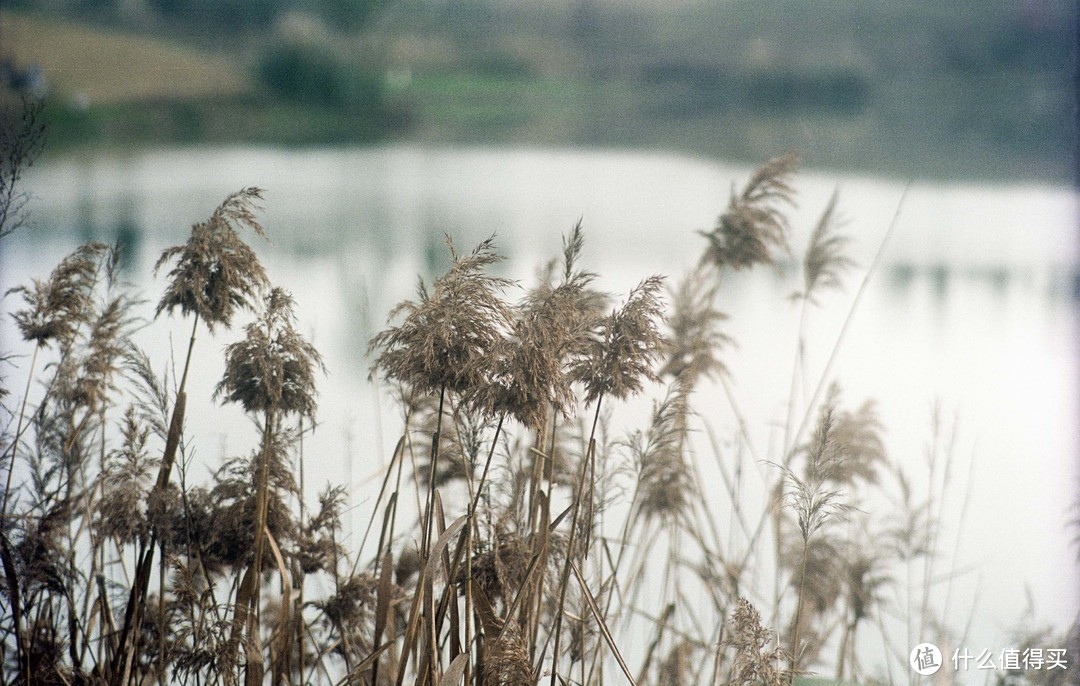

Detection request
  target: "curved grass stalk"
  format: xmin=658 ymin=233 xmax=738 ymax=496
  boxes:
xmin=785 ymin=183 xmax=910 ymax=462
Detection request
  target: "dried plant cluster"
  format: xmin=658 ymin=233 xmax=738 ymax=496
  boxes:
xmin=1 ymin=154 xmax=1077 ymax=686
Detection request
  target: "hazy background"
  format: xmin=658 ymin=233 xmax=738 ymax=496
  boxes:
xmin=1 ymin=0 xmax=1076 ymax=181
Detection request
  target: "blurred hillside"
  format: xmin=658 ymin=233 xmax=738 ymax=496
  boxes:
xmin=1 ymin=0 xmax=1075 ymax=181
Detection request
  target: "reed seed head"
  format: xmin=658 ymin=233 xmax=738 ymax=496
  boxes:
xmin=660 ymin=265 xmax=731 ymax=385
xmin=844 ymin=545 xmax=892 ymax=622
xmin=570 ymin=275 xmax=666 ymax=405
xmin=487 ymin=624 xmax=532 ymax=686
xmin=625 ymin=381 xmax=692 ymax=526
xmin=8 ymin=242 xmax=109 ymax=347
xmin=727 ymin=597 xmax=793 ymax=686
xmin=318 ymin=573 xmax=378 ymax=631
xmin=783 ymin=535 xmax=843 ymax=622
xmin=783 ymin=398 xmax=854 ymax=542
xmin=701 ymin=153 xmax=797 ymax=270
xmin=215 ymin=288 xmax=325 ymax=420
xmin=826 ymin=394 xmax=887 ymax=487
xmin=799 ymin=189 xmax=854 ymax=304
xmin=469 ymin=528 xmax=531 ymax=604
xmin=471 ymin=222 xmax=605 ymax=428
xmin=155 ymin=187 xmax=269 ymax=332
xmin=370 ymin=235 xmax=513 ymax=399
xmin=206 ymin=434 xmax=300 ymax=569
xmin=96 ymin=406 xmax=157 ymax=544
xmin=71 ymin=286 xmax=138 ymax=414
xmin=794 ymin=386 xmax=886 ymax=488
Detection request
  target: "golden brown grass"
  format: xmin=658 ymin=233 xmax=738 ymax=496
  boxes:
xmin=1 ymin=157 xmax=1071 ymax=686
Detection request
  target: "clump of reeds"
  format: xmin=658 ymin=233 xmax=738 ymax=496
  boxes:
xmin=470 ymin=222 xmax=604 ymax=430
xmin=3 ymin=243 xmax=111 ymax=514
xmin=1 ymin=154 xmax=1058 ymax=686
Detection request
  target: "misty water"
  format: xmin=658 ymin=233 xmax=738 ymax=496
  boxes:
xmin=3 ymin=146 xmax=1078 ymax=672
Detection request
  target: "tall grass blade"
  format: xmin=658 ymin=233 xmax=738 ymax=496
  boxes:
xmin=438 ymin=653 xmax=470 ymax=686
xmin=570 ymin=559 xmax=637 ymax=686
xmin=394 ymin=513 xmax=467 ymax=686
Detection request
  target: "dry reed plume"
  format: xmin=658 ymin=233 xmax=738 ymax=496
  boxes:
xmin=155 ymin=187 xmax=269 ymax=332
xmin=700 ymin=152 xmax=797 ymax=271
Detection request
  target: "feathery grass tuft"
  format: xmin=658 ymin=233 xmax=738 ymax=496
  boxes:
xmin=216 ymin=288 xmax=325 ymax=420
xmin=624 ymin=382 xmax=692 ymax=527
xmin=799 ymin=190 xmax=854 ymax=304
xmin=96 ymin=406 xmax=157 ymax=545
xmin=701 ymin=152 xmax=798 ymax=270
xmin=371 ymin=235 xmax=514 ymax=399
xmin=784 ymin=400 xmax=854 ymax=543
xmin=470 ymin=222 xmax=605 ymax=429
xmin=727 ymin=597 xmax=793 ymax=686
xmin=8 ymin=242 xmax=109 ymax=347
xmin=487 ymin=624 xmax=533 ymax=686
xmin=659 ymin=265 xmax=731 ymax=385
xmin=154 ymin=187 xmax=269 ymax=332
xmin=570 ymin=275 xmax=666 ymax=406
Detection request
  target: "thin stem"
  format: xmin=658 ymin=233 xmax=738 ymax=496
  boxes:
xmin=467 ymin=413 xmax=505 ymax=529
xmin=421 ymin=384 xmax=447 ymax=558
xmin=782 ymin=297 xmax=810 ymax=459
xmin=417 ymin=384 xmax=445 ymax=686
xmin=790 ymin=538 xmax=809 ymax=674
xmin=246 ymin=408 xmax=277 ymax=684
xmin=786 ymin=183 xmax=909 ymax=460
xmin=2 ymin=343 xmax=40 ymax=516
xmin=178 ymin=311 xmax=199 ymax=396
xmin=297 ymin=416 xmax=306 ymax=684
xmin=549 ymin=395 xmax=604 ymax=686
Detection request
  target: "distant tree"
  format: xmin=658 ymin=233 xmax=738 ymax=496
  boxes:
xmin=145 ymin=0 xmax=285 ymax=31
xmin=257 ymin=40 xmax=385 ymax=113
xmin=0 ymin=96 xmax=45 ymax=242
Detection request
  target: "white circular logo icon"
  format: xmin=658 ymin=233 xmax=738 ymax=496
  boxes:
xmin=910 ymin=643 xmax=943 ymax=676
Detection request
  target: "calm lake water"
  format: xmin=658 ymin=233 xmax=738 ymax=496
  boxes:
xmin=3 ymin=145 xmax=1078 ymax=672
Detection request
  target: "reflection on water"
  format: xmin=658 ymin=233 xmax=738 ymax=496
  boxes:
xmin=3 ymin=145 xmax=1078 ymax=660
